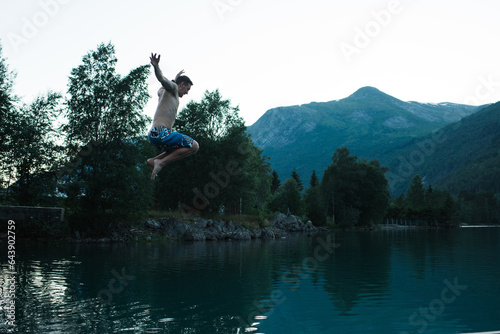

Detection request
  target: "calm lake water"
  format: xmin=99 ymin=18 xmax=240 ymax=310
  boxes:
xmin=1 ymin=227 xmax=500 ymax=334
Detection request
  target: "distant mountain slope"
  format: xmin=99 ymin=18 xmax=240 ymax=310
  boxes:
xmin=386 ymin=102 xmax=500 ymax=195
xmin=247 ymin=87 xmax=483 ymax=188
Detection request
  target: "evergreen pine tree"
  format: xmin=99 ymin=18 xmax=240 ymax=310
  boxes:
xmin=271 ymin=170 xmax=281 ymax=194
xmin=309 ymin=170 xmax=319 ymax=187
xmin=291 ymin=168 xmax=303 ymax=192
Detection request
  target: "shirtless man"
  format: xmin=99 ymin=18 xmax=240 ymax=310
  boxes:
xmin=146 ymin=53 xmax=199 ymax=180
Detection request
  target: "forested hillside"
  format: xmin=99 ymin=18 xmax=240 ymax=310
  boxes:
xmin=247 ymin=86 xmax=483 ymax=190
xmin=386 ymin=102 xmax=500 ymax=196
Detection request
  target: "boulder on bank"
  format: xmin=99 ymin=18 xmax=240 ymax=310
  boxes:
xmin=183 ymin=230 xmax=206 ymax=241
xmin=270 ymin=214 xmax=319 ymax=233
xmin=142 ymin=213 xmax=320 ymax=242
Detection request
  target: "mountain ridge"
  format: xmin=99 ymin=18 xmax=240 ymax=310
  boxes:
xmin=247 ymin=86 xmax=489 ymax=194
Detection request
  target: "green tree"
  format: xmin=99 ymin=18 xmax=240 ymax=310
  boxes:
xmin=63 ymin=43 xmax=150 ymax=151
xmin=269 ymin=177 xmax=303 ymax=215
xmin=9 ymin=93 xmax=62 ymax=205
xmin=291 ymin=168 xmax=303 ymax=192
xmin=438 ymin=191 xmax=455 ymax=223
xmin=321 ymin=147 xmax=360 ymax=227
xmin=271 ymin=170 xmax=281 ymax=194
xmin=175 ymin=89 xmax=243 ymax=141
xmin=158 ymin=89 xmax=271 ymax=215
xmin=356 ymin=159 xmax=390 ymax=225
xmin=233 ymin=135 xmax=272 ymax=214
xmin=305 ymin=170 xmax=325 ymax=225
xmin=321 ymin=147 xmax=389 ymax=227
xmin=0 ymin=43 xmax=18 ymax=194
xmin=61 ymin=43 xmax=152 ymax=234
xmin=309 ymin=170 xmax=319 ymax=187
xmin=458 ymin=190 xmax=499 ymax=225
xmin=406 ymin=174 xmax=425 ymax=211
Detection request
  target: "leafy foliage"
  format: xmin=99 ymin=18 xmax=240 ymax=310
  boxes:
xmin=457 ymin=190 xmax=500 ymax=225
xmin=64 ymin=139 xmax=154 ymax=234
xmin=309 ymin=170 xmax=319 ymax=187
xmin=304 ymin=170 xmax=325 ymax=225
xmin=387 ymin=176 xmax=459 ymax=224
xmin=175 ymin=90 xmax=243 ymax=140
xmin=63 ymin=43 xmax=150 ymax=152
xmin=291 ymin=169 xmax=303 ymax=192
xmin=61 ymin=43 xmax=152 ymax=233
xmin=0 ymin=44 xmax=18 ymax=192
xmin=8 ymin=93 xmax=63 ymax=205
xmin=270 ymin=170 xmax=281 ymax=194
xmin=0 ymin=41 xmax=64 ymax=205
xmin=268 ymin=177 xmax=303 ymax=215
xmin=321 ymin=147 xmax=390 ymax=227
xmin=153 ymin=89 xmax=272 ymax=215
xmin=406 ymin=175 xmax=425 ymax=210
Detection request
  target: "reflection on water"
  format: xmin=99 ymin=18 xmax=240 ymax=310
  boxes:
xmin=1 ymin=228 xmax=499 ymax=333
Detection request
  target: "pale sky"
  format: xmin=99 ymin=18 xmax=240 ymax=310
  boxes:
xmin=1 ymin=0 xmax=499 ymax=126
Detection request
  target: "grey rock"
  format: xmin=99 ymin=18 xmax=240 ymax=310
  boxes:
xmin=212 ymin=223 xmax=223 ymax=233
xmin=261 ymin=228 xmax=276 ymax=239
xmin=145 ymin=219 xmax=161 ymax=229
xmin=250 ymin=229 xmax=262 ymax=239
xmin=204 ymin=230 xmax=218 ymax=241
xmin=226 ymin=221 xmax=236 ymax=232
xmin=273 ymin=228 xmax=287 ymax=239
xmin=270 ymin=213 xmax=287 ymax=226
xmin=183 ymin=230 xmax=206 ymax=241
xmin=231 ymin=230 xmax=251 ymax=240
xmin=213 ymin=220 xmax=225 ymax=232
xmin=138 ymin=212 xmax=319 ymax=242
xmin=192 ymin=217 xmax=208 ymax=229
xmin=164 ymin=221 xmax=188 ymax=239
xmin=305 ymin=221 xmax=317 ymax=231
xmin=284 ymin=215 xmax=298 ymax=225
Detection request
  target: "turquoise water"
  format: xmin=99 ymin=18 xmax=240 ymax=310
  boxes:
xmin=1 ymin=227 xmax=500 ymax=333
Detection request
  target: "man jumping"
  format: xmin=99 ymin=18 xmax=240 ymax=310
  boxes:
xmin=147 ymin=53 xmax=199 ymax=180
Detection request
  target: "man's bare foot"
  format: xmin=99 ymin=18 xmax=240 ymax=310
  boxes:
xmin=147 ymin=158 xmax=155 ymax=172
xmin=151 ymin=160 xmax=163 ymax=180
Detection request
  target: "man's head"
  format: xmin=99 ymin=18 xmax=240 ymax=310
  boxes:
xmin=176 ymin=75 xmax=193 ymax=97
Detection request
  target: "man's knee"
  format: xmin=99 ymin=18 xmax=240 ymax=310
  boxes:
xmin=192 ymin=140 xmax=200 ymax=153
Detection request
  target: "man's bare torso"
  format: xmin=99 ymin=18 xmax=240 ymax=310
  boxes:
xmin=152 ymin=87 xmax=179 ymax=129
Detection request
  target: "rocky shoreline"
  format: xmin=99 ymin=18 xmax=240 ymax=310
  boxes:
xmin=71 ymin=213 xmax=326 ymax=243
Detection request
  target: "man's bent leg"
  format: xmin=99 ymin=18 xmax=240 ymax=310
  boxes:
xmin=151 ymin=141 xmax=199 ymax=180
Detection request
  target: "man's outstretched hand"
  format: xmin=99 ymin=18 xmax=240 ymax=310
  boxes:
xmin=150 ymin=53 xmax=160 ymax=67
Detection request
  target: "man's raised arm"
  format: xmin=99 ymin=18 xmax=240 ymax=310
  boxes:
xmin=175 ymin=69 xmax=185 ymax=82
xmin=150 ymin=53 xmax=177 ymax=92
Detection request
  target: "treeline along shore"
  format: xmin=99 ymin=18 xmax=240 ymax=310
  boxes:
xmin=1 ymin=43 xmax=499 ymax=240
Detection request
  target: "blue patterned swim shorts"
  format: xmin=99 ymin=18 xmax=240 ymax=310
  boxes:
xmin=148 ymin=126 xmax=195 ymax=152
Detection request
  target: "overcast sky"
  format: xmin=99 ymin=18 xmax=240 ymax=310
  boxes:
xmin=1 ymin=0 xmax=499 ymax=126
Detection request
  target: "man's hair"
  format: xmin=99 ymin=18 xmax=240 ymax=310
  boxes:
xmin=176 ymin=75 xmax=193 ymax=86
